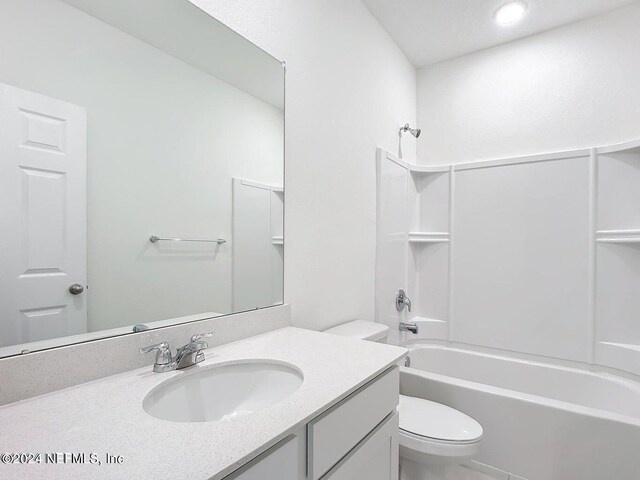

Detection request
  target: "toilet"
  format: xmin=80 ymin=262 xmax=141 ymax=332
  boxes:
xmin=397 ymin=394 xmax=483 ymax=479
xmin=324 ymin=320 xmax=483 ymax=480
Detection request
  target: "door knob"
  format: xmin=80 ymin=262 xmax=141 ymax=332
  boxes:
xmin=69 ymin=283 xmax=84 ymax=295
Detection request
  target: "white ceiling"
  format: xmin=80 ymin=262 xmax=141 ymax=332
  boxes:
xmin=362 ymin=0 xmax=638 ymax=67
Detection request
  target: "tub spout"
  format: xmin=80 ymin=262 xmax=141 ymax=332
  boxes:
xmin=400 ymin=321 xmax=418 ymax=334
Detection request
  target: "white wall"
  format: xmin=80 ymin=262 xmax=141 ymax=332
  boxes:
xmin=0 ymin=0 xmax=284 ymax=331
xmin=417 ymin=2 xmax=640 ymax=164
xmin=192 ymin=0 xmax=418 ymax=330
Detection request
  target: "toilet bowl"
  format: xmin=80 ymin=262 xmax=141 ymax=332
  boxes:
xmin=398 ymin=394 xmax=482 ymax=479
xmin=324 ymin=320 xmax=484 ymax=480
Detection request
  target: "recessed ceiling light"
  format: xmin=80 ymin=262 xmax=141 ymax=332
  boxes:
xmin=495 ymin=1 xmax=528 ymax=26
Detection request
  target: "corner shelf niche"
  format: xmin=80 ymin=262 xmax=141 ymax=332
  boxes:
xmin=405 ymin=166 xmax=452 ymax=341
xmin=594 ymin=240 xmax=640 ymax=375
xmin=594 ymin=142 xmax=640 ymax=375
xmin=596 ymin=144 xmax=640 ymax=231
xmin=409 ymin=168 xmax=450 ymax=234
xmin=408 ymin=240 xmax=449 ymax=340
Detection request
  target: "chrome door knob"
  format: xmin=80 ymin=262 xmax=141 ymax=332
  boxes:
xmin=69 ymin=283 xmax=84 ymax=295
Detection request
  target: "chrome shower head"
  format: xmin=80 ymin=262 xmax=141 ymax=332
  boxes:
xmin=400 ymin=123 xmax=421 ymax=138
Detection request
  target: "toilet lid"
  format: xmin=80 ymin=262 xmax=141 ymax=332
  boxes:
xmin=399 ymin=395 xmax=483 ymax=442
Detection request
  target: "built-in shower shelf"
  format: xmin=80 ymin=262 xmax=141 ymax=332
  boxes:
xmin=596 ymin=342 xmax=640 ymax=376
xmin=409 ymin=232 xmax=450 ymax=244
xmin=597 ymin=238 xmax=640 ymax=244
xmin=408 ymin=316 xmax=448 ymax=339
xmin=272 ymin=236 xmax=284 ymax=245
xmin=596 ymin=230 xmax=640 ymax=243
xmin=600 ymin=342 xmax=640 ymax=353
xmin=410 ymin=316 xmax=447 ymax=324
xmin=409 ymin=164 xmax=450 ymax=174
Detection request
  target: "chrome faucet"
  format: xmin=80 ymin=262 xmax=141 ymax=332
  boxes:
xmin=395 ymin=289 xmax=412 ymax=312
xmin=140 ymin=332 xmax=213 ymax=373
xmin=399 ymin=322 xmax=419 ymax=334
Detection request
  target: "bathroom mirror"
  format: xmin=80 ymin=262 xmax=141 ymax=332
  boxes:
xmin=0 ymin=0 xmax=285 ymax=357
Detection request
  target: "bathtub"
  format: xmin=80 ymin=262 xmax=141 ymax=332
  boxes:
xmin=400 ymin=344 xmax=640 ymax=480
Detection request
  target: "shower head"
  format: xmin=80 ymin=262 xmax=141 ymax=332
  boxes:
xmin=400 ymin=123 xmax=421 ymax=138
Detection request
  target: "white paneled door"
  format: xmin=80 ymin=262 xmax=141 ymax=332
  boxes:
xmin=0 ymin=83 xmax=87 ymax=348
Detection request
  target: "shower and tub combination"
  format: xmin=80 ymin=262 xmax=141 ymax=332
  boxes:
xmin=376 ymin=139 xmax=640 ymax=479
xmin=402 ymin=344 xmax=640 ymax=479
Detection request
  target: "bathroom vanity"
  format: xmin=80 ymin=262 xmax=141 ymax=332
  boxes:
xmin=0 ymin=327 xmax=406 ymax=480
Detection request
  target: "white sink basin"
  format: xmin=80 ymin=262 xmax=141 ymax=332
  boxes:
xmin=142 ymin=362 xmax=303 ymax=422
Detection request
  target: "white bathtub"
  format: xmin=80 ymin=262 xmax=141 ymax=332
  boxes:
xmin=400 ymin=344 xmax=640 ymax=480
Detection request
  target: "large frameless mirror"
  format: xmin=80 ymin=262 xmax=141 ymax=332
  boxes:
xmin=0 ymin=0 xmax=285 ymax=357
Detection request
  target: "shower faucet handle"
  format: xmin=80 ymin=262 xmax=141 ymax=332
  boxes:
xmin=396 ymin=289 xmax=412 ymax=312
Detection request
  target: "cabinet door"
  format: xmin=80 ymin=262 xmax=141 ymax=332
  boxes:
xmin=321 ymin=412 xmax=399 ymax=480
xmin=309 ymin=367 xmax=399 ymax=480
xmin=223 ymin=435 xmax=299 ymax=480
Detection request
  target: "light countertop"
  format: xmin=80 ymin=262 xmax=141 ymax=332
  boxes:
xmin=0 ymin=327 xmax=407 ymax=480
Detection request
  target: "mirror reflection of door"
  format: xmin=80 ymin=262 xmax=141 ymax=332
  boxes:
xmin=232 ymin=179 xmax=284 ymax=311
xmin=0 ymin=83 xmax=87 ymax=347
xmin=0 ymin=0 xmax=284 ymax=358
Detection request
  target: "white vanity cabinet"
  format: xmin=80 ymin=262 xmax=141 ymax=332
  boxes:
xmin=308 ymin=367 xmax=399 ymax=480
xmin=223 ymin=366 xmax=399 ymax=480
xmin=223 ymin=434 xmax=302 ymax=480
xmin=320 ymin=412 xmax=399 ymax=480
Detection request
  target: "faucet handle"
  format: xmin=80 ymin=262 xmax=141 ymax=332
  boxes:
xmin=140 ymin=341 xmax=172 ymax=365
xmin=396 ymin=289 xmax=412 ymax=312
xmin=190 ymin=332 xmax=214 ymax=343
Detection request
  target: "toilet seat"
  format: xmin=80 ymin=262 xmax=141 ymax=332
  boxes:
xmin=398 ymin=395 xmax=483 ymax=459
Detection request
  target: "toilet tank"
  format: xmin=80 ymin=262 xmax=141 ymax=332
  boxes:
xmin=324 ymin=320 xmax=389 ymax=343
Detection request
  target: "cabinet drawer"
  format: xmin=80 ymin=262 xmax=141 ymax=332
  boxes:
xmin=223 ymin=435 xmax=299 ymax=480
xmin=321 ymin=412 xmax=399 ymax=480
xmin=308 ymin=366 xmax=399 ymax=480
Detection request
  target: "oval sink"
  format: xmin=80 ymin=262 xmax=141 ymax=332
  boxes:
xmin=142 ymin=362 xmax=303 ymax=422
